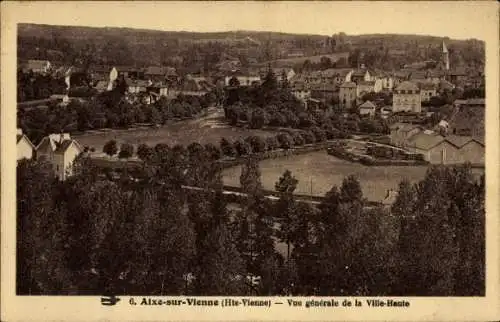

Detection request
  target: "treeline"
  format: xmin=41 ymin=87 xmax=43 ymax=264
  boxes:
xmin=18 ymin=90 xmax=216 ymax=145
xmin=19 ymin=24 xmax=485 ymax=73
xmin=100 ymin=127 xmax=349 ymax=163
xmin=17 ymin=70 xmax=68 ymax=102
xmin=224 ymin=71 xmax=390 ymax=135
xmin=18 ymin=152 xmax=484 ymax=296
xmin=226 ymin=101 xmax=390 ymax=134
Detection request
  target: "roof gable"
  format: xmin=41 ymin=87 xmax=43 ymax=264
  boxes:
xmin=407 ymin=133 xmax=445 ymax=151
xmin=396 ymin=81 xmax=419 ymax=91
xmin=340 ymin=82 xmax=356 ymax=88
xmin=17 ymin=134 xmax=36 ymax=149
xmin=359 ymin=101 xmax=376 ymax=109
xmin=54 ymin=139 xmax=83 ymax=154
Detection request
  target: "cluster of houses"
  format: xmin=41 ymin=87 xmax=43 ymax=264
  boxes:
xmin=17 ymin=129 xmax=83 ymax=181
xmin=19 ymin=41 xmax=485 ymax=169
xmin=288 ymin=42 xmax=482 ymax=114
xmin=389 ymin=97 xmax=485 ymax=165
xmin=20 ymin=60 xmax=216 ymax=105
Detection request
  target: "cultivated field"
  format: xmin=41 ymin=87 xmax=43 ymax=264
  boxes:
xmin=74 ymin=110 xmax=276 ymax=153
xmin=222 ymin=151 xmax=484 ymax=202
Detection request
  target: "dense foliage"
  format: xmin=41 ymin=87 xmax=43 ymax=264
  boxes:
xmin=18 ymin=89 xmax=215 ymax=145
xmin=18 ymin=24 xmax=485 ymax=73
xmin=17 ymin=151 xmax=484 ymax=296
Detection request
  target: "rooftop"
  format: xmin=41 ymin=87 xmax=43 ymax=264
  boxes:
xmin=352 ymin=69 xmax=368 ymax=77
xmin=419 ymin=82 xmax=437 ymax=90
xmin=359 ymin=101 xmax=377 ymax=109
xmin=395 ymin=81 xmax=419 ymax=91
xmin=340 ymin=82 xmax=357 ymax=88
xmin=407 ymin=132 xmax=445 ymax=151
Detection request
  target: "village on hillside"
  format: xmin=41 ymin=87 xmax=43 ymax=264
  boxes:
xmin=16 ymin=24 xmax=486 ymax=298
xmin=18 ymin=38 xmax=485 ymax=187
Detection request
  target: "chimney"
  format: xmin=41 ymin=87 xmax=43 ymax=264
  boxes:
xmin=17 ymin=128 xmax=23 ymax=136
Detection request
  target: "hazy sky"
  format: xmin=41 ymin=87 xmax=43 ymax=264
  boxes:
xmin=5 ymin=1 xmax=499 ymax=40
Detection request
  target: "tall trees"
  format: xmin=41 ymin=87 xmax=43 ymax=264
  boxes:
xmin=394 ymin=165 xmax=485 ymax=296
xmin=235 ymin=158 xmax=276 ymax=292
xmin=16 ymin=150 xmax=485 ymax=297
xmin=192 ymin=185 xmax=246 ymax=295
xmin=17 ymin=159 xmax=71 ymax=294
xmin=274 ymin=170 xmax=301 ymax=293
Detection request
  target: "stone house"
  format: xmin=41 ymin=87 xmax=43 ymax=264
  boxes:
xmin=339 ymin=82 xmax=357 ymax=109
xmin=392 ymin=81 xmax=422 ymax=113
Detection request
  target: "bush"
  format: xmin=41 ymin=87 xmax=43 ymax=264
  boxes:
xmin=118 ymin=143 xmax=134 ymax=159
xmin=269 ymin=112 xmax=287 ymax=127
xmin=154 ymin=143 xmax=170 ymax=162
xmin=265 ymin=136 xmax=279 ymax=151
xmin=103 ymin=140 xmax=118 ymax=157
xmin=359 ymin=155 xmax=375 ymax=165
xmin=248 ymin=135 xmax=267 ymax=153
xmin=292 ymin=133 xmax=305 ymax=146
xmin=277 ymin=133 xmax=294 ymax=150
xmin=249 ymin=108 xmax=269 ymax=129
xmin=311 ymin=126 xmax=327 ymax=142
xmin=137 ymin=143 xmax=153 ymax=161
xmin=302 ymin=130 xmax=316 ymax=144
xmin=234 ymin=138 xmax=251 ymax=156
xmin=220 ymin=137 xmax=236 ymax=157
xmin=204 ymin=143 xmax=222 ymax=160
xmin=187 ymin=142 xmax=206 ymax=160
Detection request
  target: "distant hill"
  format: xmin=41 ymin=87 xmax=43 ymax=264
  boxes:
xmin=17 ymin=23 xmax=484 ymax=72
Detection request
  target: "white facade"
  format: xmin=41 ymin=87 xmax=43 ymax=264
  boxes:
xmin=17 ymin=129 xmax=34 ymax=161
xmin=392 ymin=82 xmax=422 ymax=113
xmin=35 ymin=133 xmax=83 ymax=181
xmin=292 ymin=89 xmax=312 ymax=101
xmin=420 ymin=88 xmax=437 ymax=102
xmin=54 ymin=141 xmax=82 ymax=181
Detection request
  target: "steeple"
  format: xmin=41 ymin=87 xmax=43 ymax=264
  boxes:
xmin=442 ymin=40 xmax=450 ymax=71
xmin=442 ymin=40 xmax=448 ymax=54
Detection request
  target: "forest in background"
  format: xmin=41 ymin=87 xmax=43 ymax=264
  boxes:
xmin=18 ymin=24 xmax=485 ymax=72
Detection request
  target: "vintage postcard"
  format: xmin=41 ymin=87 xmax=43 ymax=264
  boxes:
xmin=1 ymin=1 xmax=499 ymax=321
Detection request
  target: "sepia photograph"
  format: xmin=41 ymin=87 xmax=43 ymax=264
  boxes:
xmin=13 ymin=4 xmax=488 ymax=297
xmin=2 ymin=1 xmax=500 ymax=321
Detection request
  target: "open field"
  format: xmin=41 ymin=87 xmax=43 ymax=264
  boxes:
xmin=222 ymin=151 xmax=484 ymax=202
xmin=74 ymin=110 xmax=277 ymax=153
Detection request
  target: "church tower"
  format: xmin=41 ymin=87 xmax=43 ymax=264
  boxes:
xmin=442 ymin=40 xmax=450 ymax=71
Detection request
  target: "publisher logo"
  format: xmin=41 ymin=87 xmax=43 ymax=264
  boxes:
xmin=101 ymin=295 xmax=121 ymax=306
